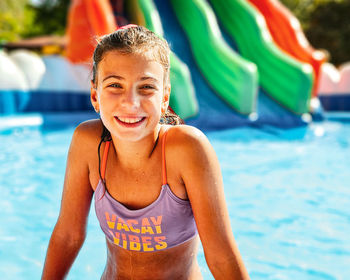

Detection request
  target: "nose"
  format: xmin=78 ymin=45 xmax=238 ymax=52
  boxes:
xmin=121 ymin=88 xmax=140 ymax=109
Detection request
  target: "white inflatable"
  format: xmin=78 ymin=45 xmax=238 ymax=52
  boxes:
xmin=0 ymin=52 xmax=92 ymax=114
xmin=317 ymin=63 xmax=340 ymax=95
xmin=318 ymin=62 xmax=350 ymax=95
xmin=0 ymin=50 xmax=28 ymax=90
xmin=1 ymin=51 xmax=90 ymax=92
xmin=339 ymin=63 xmax=350 ymax=94
xmin=38 ymin=56 xmax=90 ymax=92
xmin=9 ymin=49 xmax=46 ymax=90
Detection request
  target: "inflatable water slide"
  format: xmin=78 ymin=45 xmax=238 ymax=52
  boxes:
xmin=1 ymin=0 xmax=332 ymax=129
xmin=247 ymin=0 xmax=326 ymax=97
xmin=137 ymin=0 xmax=316 ymax=128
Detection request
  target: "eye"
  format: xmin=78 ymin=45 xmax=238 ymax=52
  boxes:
xmin=108 ymin=83 xmax=122 ymax=89
xmin=140 ymin=84 xmax=156 ymax=90
xmin=139 ymin=84 xmax=157 ymax=96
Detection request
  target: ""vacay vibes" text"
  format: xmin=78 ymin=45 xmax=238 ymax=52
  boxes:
xmin=105 ymin=212 xmax=167 ymax=251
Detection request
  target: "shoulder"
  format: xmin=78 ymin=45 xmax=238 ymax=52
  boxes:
xmin=72 ymin=119 xmax=103 ymax=144
xmin=69 ymin=119 xmax=104 ymax=157
xmin=165 ymin=124 xmax=207 ymax=144
xmin=73 ymin=118 xmax=103 ymax=138
xmin=165 ymin=125 xmax=215 ymax=163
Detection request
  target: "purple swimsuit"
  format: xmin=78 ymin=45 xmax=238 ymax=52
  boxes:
xmin=94 ymin=129 xmax=198 ymax=252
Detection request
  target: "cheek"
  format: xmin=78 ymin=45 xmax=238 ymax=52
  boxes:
xmin=99 ymin=92 xmax=120 ymax=107
xmin=141 ymin=92 xmax=162 ymax=107
xmin=149 ymin=95 xmax=163 ymax=113
xmin=143 ymin=102 xmax=161 ymax=118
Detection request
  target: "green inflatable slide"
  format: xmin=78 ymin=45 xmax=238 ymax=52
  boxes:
xmin=209 ymin=0 xmax=314 ymax=114
xmin=170 ymin=0 xmax=258 ymax=115
xmin=127 ymin=0 xmax=198 ymax=120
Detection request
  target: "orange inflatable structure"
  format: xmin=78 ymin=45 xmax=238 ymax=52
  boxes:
xmin=65 ymin=0 xmax=117 ymax=63
xmin=247 ymin=0 xmax=326 ymax=96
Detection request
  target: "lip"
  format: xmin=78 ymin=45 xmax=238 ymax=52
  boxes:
xmin=114 ymin=116 xmax=146 ymax=128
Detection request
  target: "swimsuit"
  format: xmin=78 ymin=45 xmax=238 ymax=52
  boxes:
xmin=94 ymin=129 xmax=198 ymax=252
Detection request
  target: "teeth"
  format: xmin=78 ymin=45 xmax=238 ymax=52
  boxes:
xmin=117 ymin=117 xmax=144 ymax=124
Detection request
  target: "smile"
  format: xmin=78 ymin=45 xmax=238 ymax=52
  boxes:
xmin=114 ymin=116 xmax=146 ymax=127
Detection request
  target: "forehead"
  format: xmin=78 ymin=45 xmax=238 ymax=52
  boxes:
xmin=98 ymin=50 xmax=165 ymax=80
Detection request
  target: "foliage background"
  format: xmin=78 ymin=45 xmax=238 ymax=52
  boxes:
xmin=0 ymin=0 xmax=349 ymax=65
xmin=0 ymin=0 xmax=69 ymax=41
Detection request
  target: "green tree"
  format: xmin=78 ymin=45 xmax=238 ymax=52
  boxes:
xmin=21 ymin=0 xmax=70 ymax=38
xmin=0 ymin=0 xmax=32 ymax=42
xmin=0 ymin=0 xmax=69 ymax=43
xmin=305 ymin=0 xmax=350 ymax=65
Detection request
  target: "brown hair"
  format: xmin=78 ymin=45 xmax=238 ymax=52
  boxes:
xmin=92 ymin=25 xmax=181 ymax=125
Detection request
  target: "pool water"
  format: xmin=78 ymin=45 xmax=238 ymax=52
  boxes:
xmin=0 ymin=120 xmax=349 ymax=279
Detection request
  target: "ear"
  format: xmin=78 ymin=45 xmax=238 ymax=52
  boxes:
xmin=90 ymin=80 xmax=99 ymax=113
xmin=161 ymin=85 xmax=171 ymax=114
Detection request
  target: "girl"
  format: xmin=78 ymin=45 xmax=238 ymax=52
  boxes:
xmin=42 ymin=25 xmax=249 ymax=280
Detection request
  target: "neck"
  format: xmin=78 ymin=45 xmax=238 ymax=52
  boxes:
xmin=111 ymin=126 xmax=161 ymax=169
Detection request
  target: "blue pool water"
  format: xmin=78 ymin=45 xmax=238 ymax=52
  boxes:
xmin=0 ymin=118 xmax=349 ymax=279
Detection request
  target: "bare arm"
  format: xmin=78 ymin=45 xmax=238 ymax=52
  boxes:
xmin=41 ymin=123 xmax=94 ymax=280
xmin=171 ymin=126 xmax=250 ymax=280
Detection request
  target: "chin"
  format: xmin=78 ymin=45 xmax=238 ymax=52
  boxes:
xmin=117 ymin=132 xmax=146 ymax=142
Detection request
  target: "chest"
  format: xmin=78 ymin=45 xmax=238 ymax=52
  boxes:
xmin=106 ymin=164 xmax=163 ymax=210
xmin=89 ymin=146 xmax=187 ymax=210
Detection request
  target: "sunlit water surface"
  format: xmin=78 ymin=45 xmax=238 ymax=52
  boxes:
xmin=0 ymin=120 xmax=349 ymax=280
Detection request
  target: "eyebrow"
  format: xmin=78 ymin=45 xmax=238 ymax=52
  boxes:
xmin=102 ymin=75 xmax=125 ymax=82
xmin=102 ymin=75 xmax=160 ymax=83
xmin=140 ymin=76 xmax=160 ymax=83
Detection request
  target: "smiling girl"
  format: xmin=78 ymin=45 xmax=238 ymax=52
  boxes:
xmin=41 ymin=25 xmax=249 ymax=280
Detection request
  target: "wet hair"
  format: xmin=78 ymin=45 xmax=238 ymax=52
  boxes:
xmin=92 ymin=25 xmax=170 ymax=84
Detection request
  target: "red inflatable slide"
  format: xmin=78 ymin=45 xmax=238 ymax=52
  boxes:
xmin=65 ymin=0 xmax=117 ymax=63
xmin=248 ymin=0 xmax=326 ymax=96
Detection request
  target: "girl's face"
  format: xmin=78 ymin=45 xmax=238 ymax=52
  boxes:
xmin=91 ymin=50 xmax=169 ymax=142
